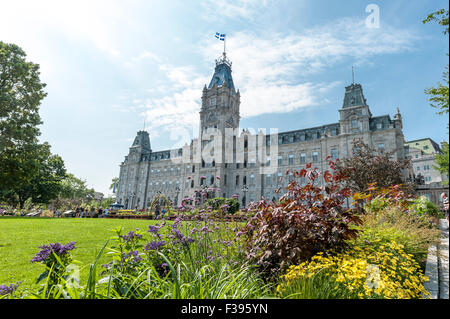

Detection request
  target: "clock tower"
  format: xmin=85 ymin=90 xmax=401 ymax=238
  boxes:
xmin=199 ymin=52 xmax=240 ymax=135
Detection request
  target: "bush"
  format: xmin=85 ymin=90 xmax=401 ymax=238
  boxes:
xmin=205 ymin=197 xmax=240 ymax=215
xmin=352 ymin=203 xmax=439 ymax=266
xmin=240 ymin=158 xmax=362 ymax=278
xmin=409 ymin=196 xmax=443 ymax=218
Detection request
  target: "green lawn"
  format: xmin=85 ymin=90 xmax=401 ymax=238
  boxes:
xmin=0 ymin=217 xmax=161 ymax=289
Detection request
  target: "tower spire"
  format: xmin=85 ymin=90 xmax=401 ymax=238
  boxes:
xmin=352 ymin=66 xmax=355 ymax=84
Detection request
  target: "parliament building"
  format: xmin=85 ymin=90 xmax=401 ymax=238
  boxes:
xmin=116 ymin=52 xmax=406 ymax=210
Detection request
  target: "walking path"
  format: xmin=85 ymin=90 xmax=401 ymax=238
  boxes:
xmin=425 ymin=219 xmax=449 ymax=299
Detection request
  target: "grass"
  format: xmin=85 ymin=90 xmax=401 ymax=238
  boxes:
xmin=0 ymin=217 xmax=162 ymax=289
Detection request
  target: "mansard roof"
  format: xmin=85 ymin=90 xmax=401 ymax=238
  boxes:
xmin=208 ymin=53 xmax=235 ymax=91
xmin=342 ymin=83 xmax=368 ymax=108
xmin=130 ymin=130 xmax=151 ymax=153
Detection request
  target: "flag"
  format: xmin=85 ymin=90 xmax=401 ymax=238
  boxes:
xmin=215 ymin=32 xmax=226 ymax=41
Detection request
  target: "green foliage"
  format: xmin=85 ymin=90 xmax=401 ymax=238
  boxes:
xmin=0 ymin=41 xmax=46 ymax=192
xmin=423 ymin=9 xmax=449 ymax=34
xmin=352 ymin=203 xmax=439 ymax=265
xmin=0 ymin=41 xmax=72 ymax=209
xmin=409 ymin=195 xmax=443 ymax=218
xmin=205 ymin=197 xmax=240 ymax=215
xmin=434 ymin=142 xmax=449 ymax=185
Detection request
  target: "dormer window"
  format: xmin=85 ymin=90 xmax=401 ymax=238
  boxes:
xmin=210 ymin=98 xmax=216 ymax=107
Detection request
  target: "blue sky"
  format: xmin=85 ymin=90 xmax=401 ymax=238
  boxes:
xmin=0 ymin=0 xmax=448 ymax=195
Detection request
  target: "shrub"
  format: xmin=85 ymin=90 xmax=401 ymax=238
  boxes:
xmin=205 ymin=197 xmax=240 ymax=215
xmin=240 ymin=158 xmax=362 ymax=278
xmin=277 ymin=241 xmax=430 ymax=299
xmin=352 ymin=204 xmax=439 ymax=266
xmin=409 ymin=196 xmax=443 ymax=218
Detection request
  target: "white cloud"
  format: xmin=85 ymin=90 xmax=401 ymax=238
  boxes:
xmin=138 ymin=16 xmax=418 ymax=143
xmin=200 ymin=0 xmax=271 ymax=21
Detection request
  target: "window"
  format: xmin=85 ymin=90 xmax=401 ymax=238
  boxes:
xmin=352 ymin=120 xmax=358 ymax=129
xmin=288 ymin=172 xmax=294 ymax=182
xmin=236 ymin=175 xmax=239 ymax=186
xmin=300 ymin=134 xmax=305 ymax=141
xmin=186 ymin=165 xmax=190 ymax=173
xmin=376 ymin=123 xmax=382 ymax=130
xmin=424 ymin=165 xmax=430 ymax=171
xmin=416 ymin=166 xmax=420 ymax=171
xmin=300 ymin=153 xmax=306 ymax=164
xmin=377 ymin=143 xmax=385 ymax=154
xmin=250 ymin=174 xmax=255 ymax=185
xmin=277 ymin=172 xmax=283 ymax=184
xmin=266 ymin=157 xmax=271 ymax=166
xmin=288 ymin=154 xmax=294 ymax=165
xmin=331 ymin=148 xmax=339 ymax=160
xmin=266 ymin=174 xmax=272 ymax=186
xmin=210 ymin=98 xmax=216 ymax=106
xmin=278 ymin=155 xmax=283 ymax=165
xmin=243 ymin=176 xmax=247 ymax=185
xmin=312 ymin=151 xmax=319 ymax=163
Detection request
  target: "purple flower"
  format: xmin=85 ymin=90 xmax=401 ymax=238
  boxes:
xmin=144 ymin=241 xmax=166 ymax=251
xmin=0 ymin=282 xmax=21 ymax=296
xmin=31 ymin=242 xmax=76 ymax=263
xmin=120 ymin=230 xmax=143 ymax=242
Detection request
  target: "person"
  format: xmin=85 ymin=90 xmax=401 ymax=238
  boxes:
xmin=154 ymin=204 xmax=161 ymax=219
xmin=98 ymin=208 xmax=103 ymax=218
xmin=161 ymin=208 xmax=166 ymax=219
xmin=103 ymin=207 xmax=109 ymax=218
xmin=441 ymin=192 xmax=449 ymax=229
xmin=90 ymin=207 xmax=95 ymax=218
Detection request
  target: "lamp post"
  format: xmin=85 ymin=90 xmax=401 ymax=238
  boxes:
xmin=241 ymin=185 xmax=249 ymax=208
xmin=175 ymin=186 xmax=180 ymax=207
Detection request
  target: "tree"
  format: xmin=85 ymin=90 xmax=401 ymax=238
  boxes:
xmin=0 ymin=143 xmax=67 ymax=208
xmin=423 ymin=9 xmax=449 ymax=34
xmin=434 ymin=142 xmax=449 ymax=185
xmin=423 ymin=9 xmax=449 ymax=181
xmin=58 ymin=173 xmax=95 ymax=200
xmin=110 ymin=177 xmax=119 ymax=193
xmin=334 ymin=139 xmax=412 ymax=193
xmin=0 ymin=42 xmax=47 ymax=191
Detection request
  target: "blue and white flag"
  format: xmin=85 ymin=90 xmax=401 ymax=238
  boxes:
xmin=215 ymin=32 xmax=226 ymax=41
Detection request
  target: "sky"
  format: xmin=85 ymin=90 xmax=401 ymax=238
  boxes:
xmin=0 ymin=0 xmax=448 ymax=196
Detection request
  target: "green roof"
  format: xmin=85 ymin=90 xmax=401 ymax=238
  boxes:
xmin=405 ymin=138 xmax=441 ymax=155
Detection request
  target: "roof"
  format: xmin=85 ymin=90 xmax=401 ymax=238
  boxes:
xmin=342 ymin=83 xmax=368 ymax=108
xmin=405 ymin=138 xmax=442 ymax=155
xmin=131 ymin=130 xmax=152 ymax=152
xmin=208 ymin=54 xmax=235 ymax=91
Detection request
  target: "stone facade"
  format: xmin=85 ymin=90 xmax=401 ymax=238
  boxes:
xmin=405 ymin=138 xmax=448 ymax=185
xmin=116 ymin=53 xmax=407 ymax=210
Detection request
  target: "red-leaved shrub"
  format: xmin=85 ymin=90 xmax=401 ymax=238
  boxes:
xmin=240 ymin=157 xmax=362 ymax=278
